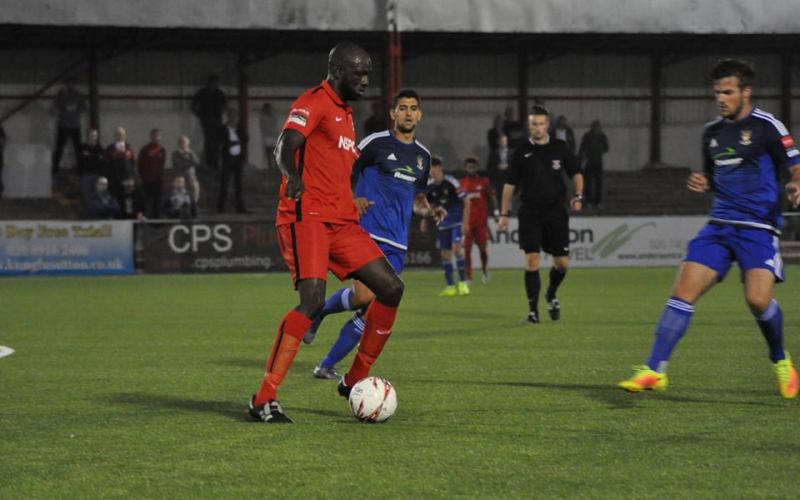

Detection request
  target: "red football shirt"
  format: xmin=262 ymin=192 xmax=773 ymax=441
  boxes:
xmin=460 ymin=175 xmax=494 ymax=225
xmin=276 ymin=80 xmax=359 ymax=225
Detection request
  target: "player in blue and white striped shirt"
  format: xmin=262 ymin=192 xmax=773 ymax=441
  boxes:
xmin=619 ymin=58 xmax=800 ymax=398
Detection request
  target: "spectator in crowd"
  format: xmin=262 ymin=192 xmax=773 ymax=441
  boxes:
xmin=0 ymin=123 xmax=6 ymax=199
xmin=162 ymin=175 xmax=197 ymax=220
xmin=171 ymin=134 xmax=201 ymax=207
xmin=217 ymin=108 xmax=248 ymax=214
xmin=105 ymin=126 xmax=135 ymax=199
xmin=84 ymin=176 xmax=120 ymax=219
xmin=487 ymin=114 xmax=504 ymax=154
xmin=550 ymin=115 xmax=576 ymax=154
xmin=503 ymin=105 xmax=525 ymax=149
xmin=191 ymin=74 xmax=227 ymax=170
xmin=487 ymin=133 xmax=512 ymax=207
xmin=579 ymin=120 xmax=610 ymax=209
xmin=77 ymin=128 xmax=104 ymax=206
xmin=363 ymin=101 xmax=384 ymax=138
xmin=137 ymin=128 xmax=166 ymax=219
xmin=115 ymin=177 xmax=146 ymax=220
xmin=259 ymin=102 xmax=280 ymax=170
xmin=51 ymin=76 xmax=86 ymax=176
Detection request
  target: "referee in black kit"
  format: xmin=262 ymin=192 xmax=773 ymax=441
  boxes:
xmin=498 ymin=105 xmax=584 ymax=324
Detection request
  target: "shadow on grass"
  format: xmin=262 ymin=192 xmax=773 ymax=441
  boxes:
xmin=403 ymin=377 xmax=786 ymax=409
xmin=107 ymin=392 xmax=251 ymax=421
xmin=106 ymin=392 xmax=351 ymax=423
xmin=486 ymin=380 xmax=786 ymax=408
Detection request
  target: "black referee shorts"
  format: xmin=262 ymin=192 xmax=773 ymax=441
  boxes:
xmin=518 ymin=205 xmax=570 ymax=256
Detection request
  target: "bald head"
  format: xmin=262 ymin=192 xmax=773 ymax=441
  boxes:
xmin=327 ymin=42 xmax=372 ymax=102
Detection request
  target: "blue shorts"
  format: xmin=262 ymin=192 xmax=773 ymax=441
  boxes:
xmin=685 ymin=223 xmax=784 ymax=282
xmin=437 ymin=226 xmax=463 ymax=251
xmin=376 ymin=241 xmax=406 ymax=275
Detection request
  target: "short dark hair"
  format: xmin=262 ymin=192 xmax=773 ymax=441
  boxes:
xmin=431 ymin=155 xmax=444 ymax=167
xmin=464 ymin=156 xmax=479 ymax=167
xmin=392 ymin=88 xmax=421 ymax=108
xmin=530 ymin=104 xmax=550 ymax=117
xmin=710 ymin=59 xmax=755 ymax=88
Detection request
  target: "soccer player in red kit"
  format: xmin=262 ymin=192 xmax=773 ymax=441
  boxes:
xmin=248 ymin=42 xmax=405 ymax=423
xmin=460 ymin=156 xmax=496 ymax=284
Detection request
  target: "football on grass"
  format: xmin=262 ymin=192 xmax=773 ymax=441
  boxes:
xmin=348 ymin=376 xmax=397 ymax=423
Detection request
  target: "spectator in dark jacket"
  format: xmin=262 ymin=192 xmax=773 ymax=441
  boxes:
xmin=579 ymin=120 xmax=610 ymax=209
xmin=550 ymin=115 xmax=576 ymax=155
xmin=217 ymin=109 xmax=248 ymax=214
xmin=78 ymin=128 xmax=104 ymax=207
xmin=51 ymin=76 xmax=86 ymax=176
xmin=105 ymin=127 xmax=135 ymax=199
xmin=191 ymin=74 xmax=227 ymax=170
xmin=85 ymin=176 xmax=120 ymax=219
xmin=116 ymin=177 xmax=146 ymax=220
xmin=138 ymin=128 xmax=166 ymax=218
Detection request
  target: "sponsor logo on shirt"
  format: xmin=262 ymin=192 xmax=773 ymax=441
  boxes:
xmin=338 ymin=136 xmax=357 ymax=154
xmin=714 ymin=157 xmax=743 ymax=166
xmin=392 ymin=165 xmax=417 ymax=182
xmin=712 ymin=146 xmax=743 ymax=166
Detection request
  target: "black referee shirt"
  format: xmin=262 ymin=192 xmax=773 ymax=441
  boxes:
xmin=507 ymin=137 xmax=580 ymax=208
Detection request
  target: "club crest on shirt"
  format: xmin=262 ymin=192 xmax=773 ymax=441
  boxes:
xmin=709 ymin=138 xmax=718 ymax=148
xmin=739 ymin=129 xmax=752 ymax=146
xmin=416 ymin=154 xmax=424 ymax=170
xmin=551 ymin=159 xmax=562 ymax=170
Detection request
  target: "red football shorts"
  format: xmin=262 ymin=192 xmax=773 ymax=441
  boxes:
xmin=277 ymin=220 xmax=385 ymax=286
xmin=467 ymin=223 xmax=489 ymax=247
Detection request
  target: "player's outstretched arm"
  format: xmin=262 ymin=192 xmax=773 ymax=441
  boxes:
xmin=785 ymin=165 xmax=800 ymax=208
xmin=275 ymin=130 xmax=306 ymax=200
xmin=687 ymin=172 xmax=710 ymax=193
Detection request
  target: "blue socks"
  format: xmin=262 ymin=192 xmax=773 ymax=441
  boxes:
xmin=755 ymin=299 xmax=785 ymax=363
xmin=646 ymin=297 xmax=694 ymax=372
xmin=443 ymin=261 xmax=454 ymax=286
xmin=456 ymin=256 xmax=467 ymax=282
xmin=310 ymin=287 xmax=354 ymax=334
xmin=320 ymin=313 xmax=365 ymax=368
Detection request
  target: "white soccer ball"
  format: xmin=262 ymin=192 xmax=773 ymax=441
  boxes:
xmin=348 ymin=376 xmax=398 ymax=423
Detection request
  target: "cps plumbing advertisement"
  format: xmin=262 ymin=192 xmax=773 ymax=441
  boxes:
xmin=480 ymin=216 xmax=707 ymax=268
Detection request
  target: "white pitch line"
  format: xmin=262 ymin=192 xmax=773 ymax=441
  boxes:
xmin=0 ymin=346 xmax=15 ymax=359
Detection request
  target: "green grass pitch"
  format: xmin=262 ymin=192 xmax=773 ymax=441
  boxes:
xmin=2 ymin=267 xmax=800 ymax=498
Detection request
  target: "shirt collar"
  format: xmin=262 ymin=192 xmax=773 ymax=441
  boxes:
xmin=320 ymin=80 xmax=352 ymax=113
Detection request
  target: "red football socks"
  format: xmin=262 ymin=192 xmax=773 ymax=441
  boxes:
xmin=254 ymin=309 xmax=311 ymax=405
xmin=344 ymin=300 xmax=398 ymax=386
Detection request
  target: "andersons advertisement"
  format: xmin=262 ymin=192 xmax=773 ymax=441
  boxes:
xmin=0 ymin=220 xmax=134 ymax=275
xmin=481 ymin=216 xmax=707 ymax=268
